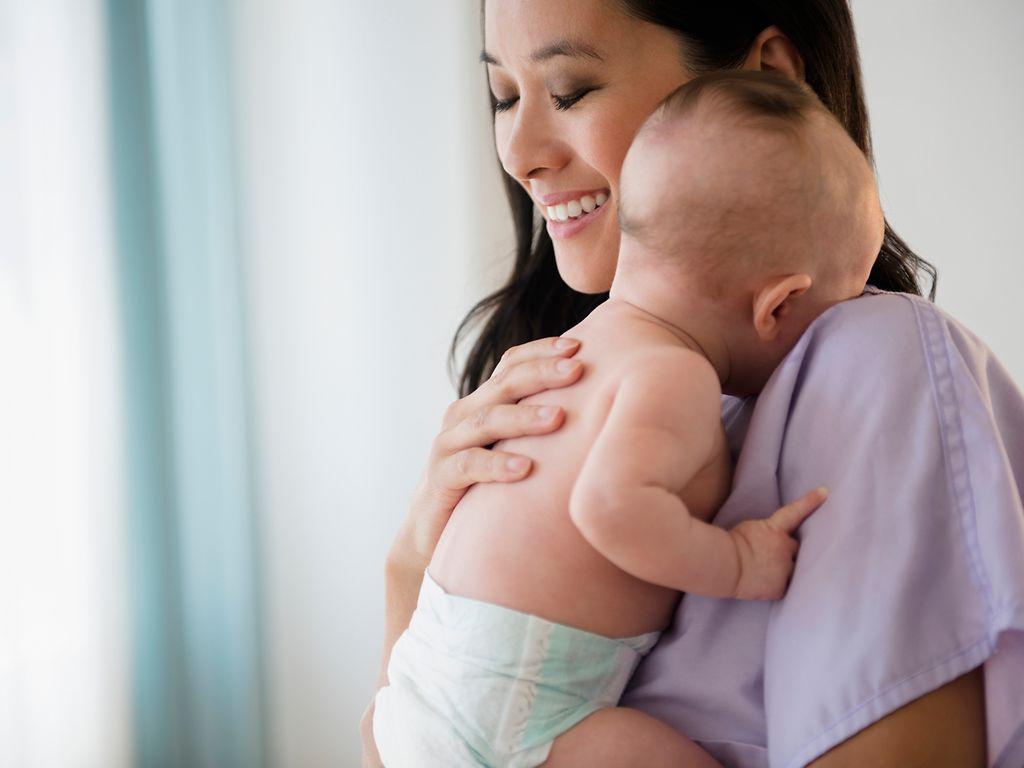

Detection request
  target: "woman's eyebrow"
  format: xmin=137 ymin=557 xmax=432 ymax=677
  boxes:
xmin=480 ymin=39 xmax=606 ymax=67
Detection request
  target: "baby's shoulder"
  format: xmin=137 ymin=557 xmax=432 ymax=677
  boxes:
xmin=605 ymin=344 xmax=721 ymax=421
xmin=614 ymin=343 xmax=717 ymax=387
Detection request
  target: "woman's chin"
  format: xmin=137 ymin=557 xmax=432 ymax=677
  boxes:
xmin=553 ymin=249 xmax=617 ymax=295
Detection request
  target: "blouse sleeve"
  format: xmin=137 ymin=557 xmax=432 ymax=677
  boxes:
xmin=764 ymin=291 xmax=1024 ymax=768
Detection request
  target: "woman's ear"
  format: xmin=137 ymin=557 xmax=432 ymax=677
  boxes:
xmin=752 ymin=274 xmax=813 ymax=342
xmin=743 ymin=26 xmax=806 ymax=81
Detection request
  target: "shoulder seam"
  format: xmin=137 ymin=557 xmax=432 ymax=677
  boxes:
xmin=909 ymin=298 xmax=996 ymax=614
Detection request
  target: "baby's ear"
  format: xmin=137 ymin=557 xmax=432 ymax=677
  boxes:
xmin=751 ymin=274 xmax=813 ymax=342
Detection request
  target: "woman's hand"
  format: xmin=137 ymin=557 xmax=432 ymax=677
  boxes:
xmin=390 ymin=336 xmax=583 ymax=573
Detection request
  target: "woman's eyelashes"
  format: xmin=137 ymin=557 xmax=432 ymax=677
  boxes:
xmin=552 ymin=87 xmax=595 ymax=111
xmin=490 ymin=87 xmax=597 ymax=114
xmin=491 ymin=94 xmax=517 ymax=113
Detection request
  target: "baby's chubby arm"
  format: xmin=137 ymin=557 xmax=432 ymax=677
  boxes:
xmin=569 ymin=350 xmax=741 ymax=597
xmin=569 ymin=350 xmax=821 ymax=600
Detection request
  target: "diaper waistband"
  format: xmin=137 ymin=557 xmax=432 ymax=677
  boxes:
xmin=415 ymin=567 xmax=661 ymax=663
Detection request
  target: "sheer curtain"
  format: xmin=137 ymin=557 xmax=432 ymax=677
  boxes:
xmin=0 ymin=1 xmax=131 ymax=765
xmin=1 ymin=0 xmax=266 ymax=765
xmin=105 ymin=0 xmax=266 ymax=764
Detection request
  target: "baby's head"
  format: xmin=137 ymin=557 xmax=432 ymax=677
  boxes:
xmin=614 ymin=70 xmax=885 ymax=395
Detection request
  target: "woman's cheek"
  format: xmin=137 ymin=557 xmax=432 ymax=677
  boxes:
xmin=493 ymin=123 xmax=512 ymax=174
xmin=582 ymin=121 xmax=637 ymax=193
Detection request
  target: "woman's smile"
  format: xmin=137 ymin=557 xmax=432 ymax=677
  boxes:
xmin=544 ymin=190 xmax=611 ymax=240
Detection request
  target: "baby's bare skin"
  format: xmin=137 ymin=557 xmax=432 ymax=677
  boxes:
xmin=430 ymin=299 xmax=732 ymax=639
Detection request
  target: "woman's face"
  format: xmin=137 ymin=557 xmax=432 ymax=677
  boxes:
xmin=483 ymin=0 xmax=694 ymax=293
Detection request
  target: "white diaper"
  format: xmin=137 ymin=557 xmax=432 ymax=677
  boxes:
xmin=373 ymin=569 xmax=660 ymax=767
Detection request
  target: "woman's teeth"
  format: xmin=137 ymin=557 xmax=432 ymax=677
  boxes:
xmin=546 ymin=192 xmax=608 ymax=222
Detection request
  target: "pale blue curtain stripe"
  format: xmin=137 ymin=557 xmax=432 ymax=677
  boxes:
xmin=104 ymin=0 xmax=267 ymax=765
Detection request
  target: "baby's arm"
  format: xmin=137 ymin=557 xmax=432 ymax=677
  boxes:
xmin=569 ymin=350 xmax=741 ymax=597
xmin=569 ymin=350 xmax=819 ymax=600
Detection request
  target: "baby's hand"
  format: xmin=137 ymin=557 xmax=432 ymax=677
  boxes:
xmin=728 ymin=487 xmax=828 ymax=601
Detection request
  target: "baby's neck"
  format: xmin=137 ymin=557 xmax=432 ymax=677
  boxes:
xmin=601 ymin=296 xmax=706 ymax=355
xmin=607 ymin=274 xmax=731 ymax=387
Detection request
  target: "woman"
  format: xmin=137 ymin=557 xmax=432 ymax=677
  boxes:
xmin=363 ymin=2 xmax=1024 ymax=765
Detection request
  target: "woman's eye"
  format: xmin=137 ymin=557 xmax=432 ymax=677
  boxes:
xmin=492 ymin=95 xmax=518 ymax=114
xmin=490 ymin=87 xmax=596 ymax=115
xmin=552 ymin=87 xmax=594 ymax=111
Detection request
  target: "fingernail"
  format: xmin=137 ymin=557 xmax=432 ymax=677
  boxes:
xmin=537 ymin=406 xmax=557 ymax=420
xmin=556 ymin=358 xmax=579 ymax=373
xmin=556 ymin=338 xmax=579 ymax=349
xmin=817 ymin=486 xmax=829 ymax=497
xmin=507 ymin=457 xmax=530 ymax=473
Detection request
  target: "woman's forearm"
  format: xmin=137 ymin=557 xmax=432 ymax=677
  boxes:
xmin=807 ymin=668 xmax=986 ymax=767
xmin=363 ymin=538 xmax=425 ymax=768
xmin=378 ymin=541 xmax=427 ymax=687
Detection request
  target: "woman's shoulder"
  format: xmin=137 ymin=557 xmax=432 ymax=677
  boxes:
xmin=768 ymin=285 xmax=1016 ymax=416
xmin=758 ymin=284 xmax=1024 ymax=479
xmin=797 ymin=286 xmax=966 ymax=370
xmin=724 ymin=287 xmax=1012 ymax=457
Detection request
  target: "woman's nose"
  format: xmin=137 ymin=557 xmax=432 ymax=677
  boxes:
xmin=499 ymin=98 xmax=567 ymax=182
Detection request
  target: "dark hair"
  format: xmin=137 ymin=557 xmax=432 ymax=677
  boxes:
xmin=451 ymin=0 xmax=937 ymax=396
xmin=655 ymin=69 xmax=828 ymax=133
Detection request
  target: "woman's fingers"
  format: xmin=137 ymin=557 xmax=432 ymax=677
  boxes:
xmin=438 ymin=403 xmax=565 ymax=455
xmin=435 ymin=446 xmax=534 ymax=490
xmin=422 ymin=336 xmax=582 ymax=501
xmin=493 ymin=335 xmax=580 ymax=380
xmin=442 ymin=337 xmax=581 ymax=429
xmin=483 ymin=354 xmax=582 ymax=404
xmin=767 ymin=486 xmax=829 ymax=535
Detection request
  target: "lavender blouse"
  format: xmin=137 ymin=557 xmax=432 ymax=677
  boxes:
xmin=621 ymin=287 xmax=1024 ymax=767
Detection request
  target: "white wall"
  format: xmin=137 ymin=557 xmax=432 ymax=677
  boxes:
xmin=853 ymin=0 xmax=1024 ymax=382
xmin=229 ymin=2 xmax=509 ymax=765
xmin=232 ymin=3 xmax=1023 ymax=766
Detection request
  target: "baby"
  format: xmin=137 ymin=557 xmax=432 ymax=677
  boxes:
xmin=374 ymin=71 xmax=884 ymax=767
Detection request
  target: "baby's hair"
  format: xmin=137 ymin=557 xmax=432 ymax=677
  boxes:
xmin=652 ymin=69 xmax=838 ymax=139
xmin=621 ymin=69 xmax=883 ymax=301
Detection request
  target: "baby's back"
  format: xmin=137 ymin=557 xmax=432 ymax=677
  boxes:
xmin=429 ymin=302 xmax=731 ymax=638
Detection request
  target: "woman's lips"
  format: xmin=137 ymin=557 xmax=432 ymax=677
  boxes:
xmin=545 ymin=193 xmax=610 ymax=240
xmin=537 ymin=187 xmax=609 ymax=206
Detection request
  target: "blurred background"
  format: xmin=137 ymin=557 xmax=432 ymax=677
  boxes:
xmin=0 ymin=1 xmax=1021 ymax=766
